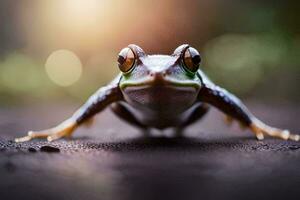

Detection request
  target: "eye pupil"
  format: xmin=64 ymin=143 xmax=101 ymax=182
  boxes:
xmin=183 ymin=47 xmax=201 ymax=73
xmin=192 ymin=54 xmax=201 ymax=65
xmin=118 ymin=55 xmax=125 ymax=65
xmin=118 ymin=48 xmax=135 ymax=73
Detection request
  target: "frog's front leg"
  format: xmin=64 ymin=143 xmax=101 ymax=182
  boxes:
xmin=15 ymin=79 xmax=123 ymax=142
xmin=198 ymin=84 xmax=299 ymax=141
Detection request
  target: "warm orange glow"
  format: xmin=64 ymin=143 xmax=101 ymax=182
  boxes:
xmin=18 ymin=0 xmax=209 ymax=55
xmin=61 ymin=0 xmax=104 ymax=30
xmin=63 ymin=0 xmax=101 ymax=19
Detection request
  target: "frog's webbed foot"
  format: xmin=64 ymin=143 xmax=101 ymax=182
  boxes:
xmin=15 ymin=119 xmax=77 ymax=142
xmin=249 ymin=119 xmax=300 ymax=141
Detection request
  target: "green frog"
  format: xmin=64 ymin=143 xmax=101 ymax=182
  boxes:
xmin=15 ymin=44 xmax=299 ymax=142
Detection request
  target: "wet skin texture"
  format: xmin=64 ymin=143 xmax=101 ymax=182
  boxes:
xmin=15 ymin=44 xmax=299 ymax=142
xmin=77 ymin=44 xmax=252 ymax=129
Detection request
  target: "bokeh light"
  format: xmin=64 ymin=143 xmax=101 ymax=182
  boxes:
xmin=45 ymin=50 xmax=82 ymax=87
xmin=0 ymin=0 xmax=299 ymax=103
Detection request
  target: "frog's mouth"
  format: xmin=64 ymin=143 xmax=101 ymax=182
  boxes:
xmin=120 ymin=76 xmax=201 ymax=90
xmin=120 ymin=72 xmax=201 ymax=111
xmin=122 ymin=84 xmax=199 ymax=112
xmin=121 ymin=74 xmax=201 ymax=111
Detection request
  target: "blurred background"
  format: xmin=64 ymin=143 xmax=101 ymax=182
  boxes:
xmin=0 ymin=0 xmax=299 ymax=106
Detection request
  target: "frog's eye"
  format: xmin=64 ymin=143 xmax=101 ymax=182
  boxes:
xmin=118 ymin=47 xmax=136 ymax=73
xmin=182 ymin=47 xmax=201 ymax=73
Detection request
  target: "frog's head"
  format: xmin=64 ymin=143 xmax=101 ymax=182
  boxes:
xmin=118 ymin=44 xmax=202 ymax=111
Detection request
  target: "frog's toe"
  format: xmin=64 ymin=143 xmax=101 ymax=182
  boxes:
xmin=288 ymin=133 xmax=300 ymax=141
xmin=15 ymin=130 xmax=50 ymax=142
xmin=15 ymin=134 xmax=33 ymax=143
xmin=255 ymin=132 xmax=265 ymax=140
xmin=46 ymin=128 xmax=73 ymax=141
xmin=250 ymin=119 xmax=299 ymax=141
xmin=15 ymin=120 xmax=77 ymax=143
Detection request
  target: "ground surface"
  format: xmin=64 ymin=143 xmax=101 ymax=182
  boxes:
xmin=0 ymin=101 xmax=300 ymax=200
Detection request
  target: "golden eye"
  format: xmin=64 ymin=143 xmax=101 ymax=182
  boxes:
xmin=118 ymin=47 xmax=135 ymax=73
xmin=183 ymin=47 xmax=201 ymax=73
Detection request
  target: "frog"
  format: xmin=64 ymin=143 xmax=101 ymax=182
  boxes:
xmin=15 ymin=44 xmax=299 ymax=142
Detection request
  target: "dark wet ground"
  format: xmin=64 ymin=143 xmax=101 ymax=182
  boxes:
xmin=0 ymin=102 xmax=300 ymax=200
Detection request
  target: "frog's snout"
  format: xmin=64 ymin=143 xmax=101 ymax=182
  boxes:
xmin=149 ymin=71 xmax=167 ymax=78
xmin=148 ymin=71 xmax=168 ymax=84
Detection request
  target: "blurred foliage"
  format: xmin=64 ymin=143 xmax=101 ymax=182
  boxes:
xmin=203 ymin=32 xmax=299 ymax=94
xmin=0 ymin=0 xmax=299 ymax=105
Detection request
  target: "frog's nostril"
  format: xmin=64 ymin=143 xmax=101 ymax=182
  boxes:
xmin=149 ymin=72 xmax=167 ymax=84
xmin=149 ymin=71 xmax=166 ymax=77
xmin=149 ymin=72 xmax=157 ymax=77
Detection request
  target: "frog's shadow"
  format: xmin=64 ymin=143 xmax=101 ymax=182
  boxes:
xmin=78 ymin=135 xmax=256 ymax=152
